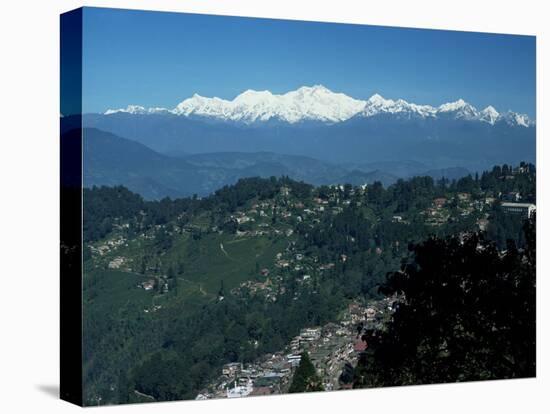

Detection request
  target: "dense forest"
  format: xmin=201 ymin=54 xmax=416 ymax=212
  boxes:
xmin=82 ymin=162 xmax=535 ymax=405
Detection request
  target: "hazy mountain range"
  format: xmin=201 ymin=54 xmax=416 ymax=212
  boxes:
xmin=72 ymin=85 xmax=535 ymax=199
xmin=81 ymin=128 xmax=471 ymax=199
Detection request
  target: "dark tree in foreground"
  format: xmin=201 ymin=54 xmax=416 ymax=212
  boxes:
xmin=289 ymin=352 xmax=324 ymax=393
xmin=354 ymin=217 xmax=536 ymax=387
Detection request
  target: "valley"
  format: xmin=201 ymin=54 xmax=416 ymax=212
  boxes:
xmin=80 ymin=127 xmax=509 ymax=200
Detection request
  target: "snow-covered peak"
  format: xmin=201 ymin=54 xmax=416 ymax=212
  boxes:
xmin=104 ymin=105 xmax=171 ymax=115
xmin=104 ymin=105 xmax=146 ymax=115
xmin=501 ymin=110 xmax=534 ymax=127
xmin=361 ymin=94 xmax=436 ymax=119
xmin=171 ymin=85 xmax=366 ymax=123
xmin=103 ymin=86 xmax=534 ymax=127
xmin=479 ymin=106 xmax=500 ymax=125
xmin=367 ymin=93 xmax=394 ymax=106
xmin=280 ymin=85 xmax=366 ymax=123
xmin=174 ymin=94 xmax=230 ymax=117
xmin=437 ymin=99 xmax=479 ymax=120
xmin=234 ymin=89 xmax=274 ymax=102
xmin=291 ymin=85 xmax=334 ymax=98
xmin=438 ymin=99 xmax=470 ymax=113
xmin=438 ymin=99 xmax=467 ymax=112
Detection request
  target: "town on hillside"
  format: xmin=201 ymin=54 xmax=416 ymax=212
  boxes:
xmin=82 ymin=162 xmax=536 ymax=405
xmin=195 ymin=297 xmax=398 ymax=400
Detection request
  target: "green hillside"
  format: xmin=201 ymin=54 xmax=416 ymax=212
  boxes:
xmin=82 ymin=166 xmax=535 ymax=405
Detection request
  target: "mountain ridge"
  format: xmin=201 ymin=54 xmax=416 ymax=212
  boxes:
xmin=80 ymin=127 xmax=476 ymax=199
xmin=103 ymin=85 xmax=534 ymax=127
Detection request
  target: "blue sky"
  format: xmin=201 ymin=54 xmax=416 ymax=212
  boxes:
xmin=82 ymin=7 xmax=536 ymax=117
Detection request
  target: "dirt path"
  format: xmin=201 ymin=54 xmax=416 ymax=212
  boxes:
xmin=219 ymin=243 xmax=237 ymax=261
xmin=179 ymin=277 xmax=207 ymax=296
xmin=134 ymin=390 xmax=155 ymax=401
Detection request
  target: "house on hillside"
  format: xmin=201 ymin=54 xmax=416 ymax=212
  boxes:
xmin=477 ymin=218 xmax=490 ymax=231
xmin=222 ymin=362 xmax=243 ymax=377
xmin=433 ymin=197 xmax=447 ymax=209
xmin=141 ymin=280 xmax=155 ymax=291
xmin=457 ymin=192 xmax=471 ymax=202
xmin=250 ymin=386 xmax=274 ymax=396
xmin=501 ymin=202 xmax=536 ymax=218
xmin=353 ymin=339 xmax=368 ymax=353
xmin=108 ymin=256 xmax=125 ymax=269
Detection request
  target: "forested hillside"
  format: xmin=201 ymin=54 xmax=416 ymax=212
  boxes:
xmin=82 ymin=163 xmax=535 ymax=405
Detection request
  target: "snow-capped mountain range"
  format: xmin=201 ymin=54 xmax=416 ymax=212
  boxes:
xmin=85 ymin=84 xmax=536 ymax=181
xmin=104 ymin=85 xmax=534 ymax=127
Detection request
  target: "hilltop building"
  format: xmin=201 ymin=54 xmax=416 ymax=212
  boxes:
xmin=501 ymin=202 xmax=536 ymax=218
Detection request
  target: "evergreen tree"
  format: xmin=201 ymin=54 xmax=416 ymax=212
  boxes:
xmin=354 ymin=219 xmax=536 ymax=387
xmin=289 ymin=352 xmax=324 ymax=393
